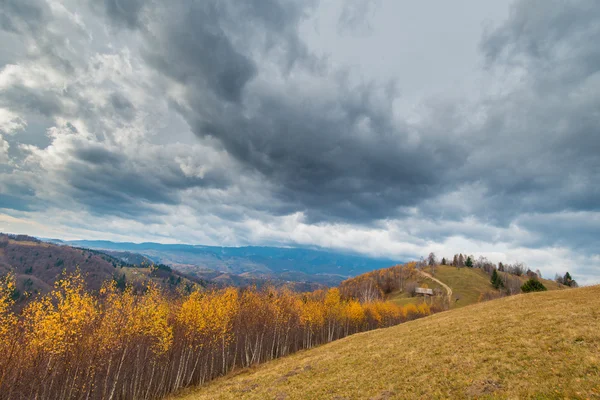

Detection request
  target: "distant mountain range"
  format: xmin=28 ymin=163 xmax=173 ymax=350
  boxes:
xmin=44 ymin=239 xmax=399 ymax=286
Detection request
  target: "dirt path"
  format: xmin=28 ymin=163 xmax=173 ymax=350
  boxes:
xmin=417 ymin=269 xmax=453 ymax=304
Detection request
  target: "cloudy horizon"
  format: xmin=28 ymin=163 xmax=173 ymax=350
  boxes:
xmin=1 ymin=0 xmax=599 ymax=283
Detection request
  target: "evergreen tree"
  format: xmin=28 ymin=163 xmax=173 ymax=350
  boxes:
xmin=427 ymin=252 xmax=437 ymax=266
xmin=441 ymin=257 xmax=446 ymax=265
xmin=491 ymin=269 xmax=503 ymax=289
xmin=465 ymin=256 xmax=473 ymax=268
xmin=113 ymin=273 xmax=127 ymax=291
xmin=521 ymin=279 xmax=547 ymax=293
xmin=563 ymin=272 xmax=578 ymax=287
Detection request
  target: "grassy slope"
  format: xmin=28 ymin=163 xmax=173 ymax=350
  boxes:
xmin=388 ymin=265 xmax=563 ymax=309
xmin=432 ymin=265 xmax=495 ymax=307
xmin=387 ymin=272 xmax=444 ymax=307
xmin=175 ymin=285 xmax=600 ymax=400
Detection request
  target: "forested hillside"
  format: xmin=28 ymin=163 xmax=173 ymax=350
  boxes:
xmin=0 ymin=234 xmax=204 ymax=301
xmin=0 ymin=263 xmax=437 ymax=400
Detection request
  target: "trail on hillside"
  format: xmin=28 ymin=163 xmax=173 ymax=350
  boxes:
xmin=417 ymin=269 xmax=453 ymax=304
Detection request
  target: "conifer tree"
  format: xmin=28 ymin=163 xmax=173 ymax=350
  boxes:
xmin=521 ymin=278 xmax=547 ymax=293
xmin=563 ymin=272 xmax=578 ymax=287
xmin=491 ymin=269 xmax=503 ymax=289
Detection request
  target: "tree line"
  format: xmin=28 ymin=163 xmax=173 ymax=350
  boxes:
xmin=0 ymin=268 xmax=433 ymax=400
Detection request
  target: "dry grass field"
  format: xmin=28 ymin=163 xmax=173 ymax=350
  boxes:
xmin=175 ymin=285 xmax=600 ymax=399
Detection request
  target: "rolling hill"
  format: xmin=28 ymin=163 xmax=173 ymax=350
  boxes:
xmin=44 ymin=239 xmax=398 ymax=286
xmin=0 ymin=233 xmax=204 ymax=299
xmin=174 ymin=285 xmax=600 ymax=399
xmin=387 ymin=265 xmax=564 ymax=309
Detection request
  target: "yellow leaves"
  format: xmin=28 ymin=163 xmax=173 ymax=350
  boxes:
xmin=23 ymin=270 xmax=98 ymax=356
xmin=345 ymin=299 xmax=365 ymax=327
xmin=0 ymin=267 xmax=441 ymax=399
xmin=177 ymin=287 xmax=239 ymax=348
xmin=133 ymin=283 xmax=173 ymax=354
xmin=417 ymin=303 xmax=431 ymax=316
xmin=300 ymin=300 xmax=325 ymax=332
xmin=0 ymin=273 xmax=18 ymax=350
xmin=324 ymin=288 xmax=341 ymax=310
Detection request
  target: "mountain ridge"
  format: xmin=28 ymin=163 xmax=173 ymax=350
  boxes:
xmin=42 ymin=238 xmax=399 ymax=286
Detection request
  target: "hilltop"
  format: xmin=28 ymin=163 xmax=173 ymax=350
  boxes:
xmin=389 ymin=265 xmax=563 ymax=309
xmin=175 ymin=285 xmax=600 ymax=399
xmin=339 ymin=262 xmax=566 ymax=311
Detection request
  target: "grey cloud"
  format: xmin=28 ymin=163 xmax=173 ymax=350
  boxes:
xmin=464 ymin=0 xmax=600 ymax=225
xmin=101 ymin=0 xmax=147 ymax=29
xmin=109 ymin=92 xmax=136 ymax=121
xmin=144 ymin=16 xmax=257 ymax=103
xmin=0 ymin=0 xmax=599 ymax=281
xmin=56 ymin=139 xmax=237 ymax=218
xmin=517 ymin=212 xmax=600 ymax=253
xmin=0 ymin=0 xmax=49 ymax=35
xmin=0 ymin=85 xmax=67 ymax=117
xmin=338 ymin=0 xmax=380 ymax=34
xmin=73 ymin=143 xmax=125 ymax=166
xmin=114 ymin=0 xmax=466 ymax=223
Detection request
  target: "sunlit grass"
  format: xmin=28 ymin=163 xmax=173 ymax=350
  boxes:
xmin=175 ymin=285 xmax=600 ymax=399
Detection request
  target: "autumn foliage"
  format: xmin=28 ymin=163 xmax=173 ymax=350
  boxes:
xmin=340 ymin=262 xmax=418 ymax=301
xmin=0 ymin=267 xmax=433 ymax=400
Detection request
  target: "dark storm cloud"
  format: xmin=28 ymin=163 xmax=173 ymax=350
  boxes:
xmin=56 ymin=138 xmax=236 ymax=218
xmin=189 ymin=81 xmax=463 ymax=223
xmin=470 ymin=0 xmax=600 ymax=222
xmin=0 ymin=85 xmax=67 ymax=117
xmin=144 ymin=14 xmax=257 ymax=103
xmin=73 ymin=143 xmax=125 ymax=166
xmin=105 ymin=0 xmax=464 ymax=223
xmin=81 ymin=0 xmax=600 ymax=227
xmin=1 ymin=0 xmax=599 ymax=278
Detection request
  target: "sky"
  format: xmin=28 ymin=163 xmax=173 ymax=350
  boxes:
xmin=1 ymin=0 xmax=599 ymax=284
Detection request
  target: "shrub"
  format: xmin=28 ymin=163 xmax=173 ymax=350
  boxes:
xmin=521 ymin=279 xmax=547 ymax=293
